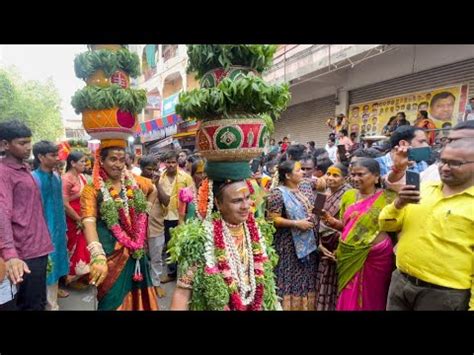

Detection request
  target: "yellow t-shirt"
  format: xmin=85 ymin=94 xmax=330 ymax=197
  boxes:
xmin=159 ymin=169 xmax=194 ymax=221
xmin=379 ymin=182 xmax=474 ymax=309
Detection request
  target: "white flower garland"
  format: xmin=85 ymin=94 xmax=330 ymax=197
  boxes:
xmin=203 ymin=219 xmax=216 ymax=268
xmin=222 ymin=221 xmax=256 ymax=306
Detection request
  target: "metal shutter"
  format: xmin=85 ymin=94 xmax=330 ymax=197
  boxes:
xmin=349 ymin=58 xmax=474 ymax=105
xmin=274 ymin=95 xmax=335 ymax=148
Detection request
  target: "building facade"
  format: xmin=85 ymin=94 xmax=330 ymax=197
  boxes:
xmin=267 ymin=45 xmax=474 ymax=147
xmin=129 ymin=45 xmax=200 ymax=155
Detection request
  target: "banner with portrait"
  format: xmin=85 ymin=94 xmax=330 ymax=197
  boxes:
xmin=347 ymin=84 xmax=469 ymax=138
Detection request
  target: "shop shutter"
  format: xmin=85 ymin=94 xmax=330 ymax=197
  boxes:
xmin=274 ymin=95 xmax=335 ymax=148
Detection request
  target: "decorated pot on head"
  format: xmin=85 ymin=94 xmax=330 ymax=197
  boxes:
xmin=200 ymin=66 xmax=258 ymax=89
xmin=71 ymin=44 xmax=145 ymax=150
xmin=196 ymin=114 xmax=268 ymax=180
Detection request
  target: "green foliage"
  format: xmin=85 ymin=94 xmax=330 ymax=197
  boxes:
xmin=168 ymin=219 xmax=207 ymax=271
xmin=0 ymin=68 xmax=64 ymax=142
xmin=130 ymin=188 xmax=148 ymax=213
xmin=71 ymin=84 xmax=147 ymax=115
xmin=175 ymin=74 xmax=290 ymax=121
xmin=99 ymin=199 xmax=119 ymax=228
xmin=256 ymin=217 xmax=278 ymax=267
xmin=74 ymin=49 xmax=141 ymax=80
xmin=187 ymin=45 xmax=277 ymax=78
xmin=262 ymin=114 xmax=275 ymax=134
xmin=190 ymin=266 xmax=230 ymax=311
xmin=256 ymin=217 xmax=280 ymax=310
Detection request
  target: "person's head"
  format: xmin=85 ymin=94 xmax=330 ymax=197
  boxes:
xmin=418 ymin=101 xmax=429 ymax=112
xmin=363 ymin=105 xmax=369 ymax=112
xmin=448 ymin=120 xmax=474 ymax=142
xmin=33 ymin=141 xmax=59 ymax=172
xmin=350 ymin=132 xmax=358 ymax=142
xmin=396 ymin=112 xmax=406 ymax=121
xmin=100 ymin=147 xmax=126 ymax=180
xmin=191 ymin=158 xmax=206 ymax=188
xmin=442 ymin=122 xmax=452 ymax=137
xmin=66 ymin=151 xmax=86 ymax=173
xmin=277 ymin=141 xmax=283 ymax=146
xmin=338 ymin=129 xmax=348 ymax=139
xmin=351 ymin=107 xmax=360 ymax=117
xmin=438 ymin=139 xmax=474 ymax=189
xmin=349 ymin=158 xmax=381 ymax=193
xmin=386 ymin=116 xmax=397 ymax=127
xmin=264 ymin=159 xmax=278 ymax=176
xmin=0 ymin=119 xmax=33 ymax=161
xmin=328 ymin=132 xmax=336 ymax=140
xmin=278 ymin=160 xmax=304 ymax=187
xmin=307 ymin=141 xmax=315 ymax=150
xmin=325 ymin=163 xmax=349 ymax=191
xmin=313 ymin=148 xmax=329 ymax=161
xmin=139 ymin=155 xmax=157 ymax=179
xmin=283 ymin=136 xmax=289 ymax=143
xmin=164 ymin=150 xmax=178 ymax=175
xmin=84 ymin=156 xmax=94 ymax=175
xmin=300 ymin=153 xmax=315 ymax=179
xmin=315 ymin=157 xmax=333 ymax=178
xmin=327 ymin=137 xmax=336 ymax=147
xmin=470 ymin=97 xmax=474 ymax=105
xmin=125 ymin=151 xmax=135 ymax=169
xmin=286 ymin=144 xmax=306 ymax=162
xmin=178 ymin=149 xmax=191 ymax=168
xmin=417 ymin=110 xmax=429 ymax=120
xmin=213 ymin=180 xmax=252 ymax=225
xmin=270 ymin=138 xmax=275 ymax=145
xmin=336 ymin=114 xmax=345 ymax=125
xmin=390 ymin=126 xmax=428 ymax=149
xmin=349 ymin=147 xmax=382 ymax=164
xmin=430 ymin=92 xmax=455 ymax=121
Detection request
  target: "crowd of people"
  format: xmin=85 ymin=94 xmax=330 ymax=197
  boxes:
xmin=1 ymin=112 xmax=473 ymax=311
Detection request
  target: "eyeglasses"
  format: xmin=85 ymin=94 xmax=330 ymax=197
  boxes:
xmin=439 ymin=160 xmax=474 ymax=168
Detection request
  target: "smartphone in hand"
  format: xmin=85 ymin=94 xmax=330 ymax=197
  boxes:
xmin=312 ymin=192 xmax=327 ymax=215
xmin=405 ymin=170 xmax=420 ymax=191
xmin=407 ymin=147 xmax=431 ymax=163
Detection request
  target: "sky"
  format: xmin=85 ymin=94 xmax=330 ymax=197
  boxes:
xmin=0 ymin=45 xmax=87 ymax=123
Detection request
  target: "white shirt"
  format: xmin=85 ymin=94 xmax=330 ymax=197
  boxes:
xmin=325 ymin=144 xmax=338 ymax=163
xmin=420 ymin=163 xmax=441 ymax=183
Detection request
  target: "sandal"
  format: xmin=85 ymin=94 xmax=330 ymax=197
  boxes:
xmin=58 ymin=288 xmax=70 ymax=298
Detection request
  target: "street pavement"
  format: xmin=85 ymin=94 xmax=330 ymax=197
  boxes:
xmin=58 ymin=280 xmax=176 ymax=311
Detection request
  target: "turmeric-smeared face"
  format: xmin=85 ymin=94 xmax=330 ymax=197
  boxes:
xmin=326 ymin=166 xmax=345 ymax=190
xmin=216 ymin=181 xmax=251 ymax=225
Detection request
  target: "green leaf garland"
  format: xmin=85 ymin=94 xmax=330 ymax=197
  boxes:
xmin=175 ymin=74 xmax=290 ymax=121
xmin=187 ymin=45 xmax=278 ymax=79
xmin=74 ymin=49 xmax=141 ymax=80
xmin=71 ymin=85 xmax=147 ymax=115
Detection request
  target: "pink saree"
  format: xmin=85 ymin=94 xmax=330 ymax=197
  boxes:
xmin=336 ymin=189 xmax=395 ymax=311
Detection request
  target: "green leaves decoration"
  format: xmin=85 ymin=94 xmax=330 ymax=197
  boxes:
xmin=187 ymin=45 xmax=277 ymax=78
xmin=74 ymin=49 xmax=141 ymax=80
xmin=71 ymin=85 xmax=147 ymax=115
xmin=175 ymin=74 xmax=290 ymax=121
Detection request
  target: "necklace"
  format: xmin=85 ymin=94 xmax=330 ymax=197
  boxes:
xmin=221 ymin=221 xmax=256 ymax=306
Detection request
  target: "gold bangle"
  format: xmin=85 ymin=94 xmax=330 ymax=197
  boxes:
xmin=91 ymin=257 xmax=107 ymax=265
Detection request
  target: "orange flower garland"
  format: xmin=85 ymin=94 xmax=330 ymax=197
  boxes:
xmin=197 ymin=178 xmax=210 ymax=219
